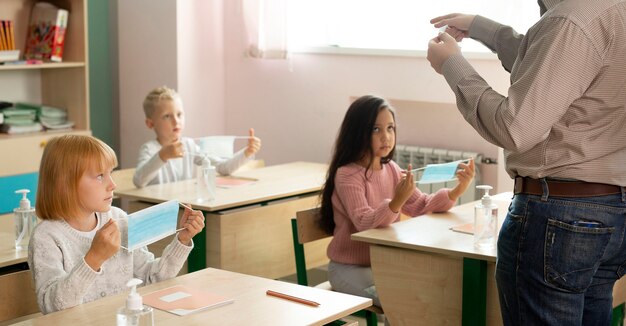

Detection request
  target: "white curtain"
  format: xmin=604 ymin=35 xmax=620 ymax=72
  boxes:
xmin=242 ymin=0 xmax=288 ymax=59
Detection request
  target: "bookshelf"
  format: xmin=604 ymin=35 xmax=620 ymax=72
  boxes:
xmin=0 ymin=0 xmax=90 ymax=214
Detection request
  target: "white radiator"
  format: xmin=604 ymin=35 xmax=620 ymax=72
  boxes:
xmin=394 ymin=144 xmax=483 ymax=205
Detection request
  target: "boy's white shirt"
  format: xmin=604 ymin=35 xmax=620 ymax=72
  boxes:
xmin=27 ymin=206 xmax=193 ymax=314
xmin=133 ymin=137 xmax=251 ymax=188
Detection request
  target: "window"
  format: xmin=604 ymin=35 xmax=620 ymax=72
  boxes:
xmin=287 ymin=0 xmax=539 ymax=54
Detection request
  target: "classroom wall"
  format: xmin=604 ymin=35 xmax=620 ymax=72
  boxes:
xmin=114 ymin=1 xmax=515 ymax=192
xmin=221 ymin=2 xmax=515 ymax=192
xmin=116 ymin=0 xmax=225 ymax=168
xmin=88 ymin=0 xmax=115 ymax=150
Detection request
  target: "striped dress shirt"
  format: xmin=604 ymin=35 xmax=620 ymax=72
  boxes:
xmin=442 ymin=0 xmax=626 ymax=186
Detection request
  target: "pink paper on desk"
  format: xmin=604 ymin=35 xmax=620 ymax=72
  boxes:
xmin=216 ymin=176 xmax=257 ymax=188
xmin=143 ymin=285 xmax=234 ymax=316
xmin=450 ymin=222 xmax=474 ymax=235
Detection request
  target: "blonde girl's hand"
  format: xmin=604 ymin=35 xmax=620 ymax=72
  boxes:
xmin=389 ymin=164 xmax=416 ymax=213
xmin=85 ymin=219 xmax=121 ymax=271
xmin=159 ymin=139 xmax=184 ymax=161
xmin=244 ymin=128 xmax=262 ymax=157
xmin=449 ymin=159 xmax=476 ymax=201
xmin=430 ymin=13 xmax=476 ymax=42
xmin=177 ymin=204 xmax=206 ymax=246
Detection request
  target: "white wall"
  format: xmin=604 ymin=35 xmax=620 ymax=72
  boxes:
xmin=117 ymin=0 xmax=225 ymax=169
xmin=222 ymin=2 xmax=514 ymax=192
xmin=115 ymin=1 xmax=515 ymax=193
xmin=117 ymin=0 xmax=178 ymax=168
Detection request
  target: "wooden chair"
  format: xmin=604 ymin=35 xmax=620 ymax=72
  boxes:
xmin=291 ymin=207 xmax=382 ymax=326
xmin=0 ymin=269 xmax=40 ymax=324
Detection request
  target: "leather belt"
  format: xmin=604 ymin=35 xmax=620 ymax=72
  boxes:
xmin=514 ymin=177 xmax=623 ymax=197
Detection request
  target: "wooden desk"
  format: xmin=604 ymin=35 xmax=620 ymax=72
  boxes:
xmin=0 ymin=214 xmax=39 ymax=323
xmin=0 ymin=214 xmax=27 ymax=271
xmin=352 ymin=193 xmax=626 ymax=326
xmin=114 ymin=162 xmax=328 ymax=278
xmin=12 ymin=268 xmax=372 ymax=326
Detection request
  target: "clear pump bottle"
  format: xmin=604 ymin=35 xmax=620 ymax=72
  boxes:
xmin=14 ymin=189 xmax=37 ymax=250
xmin=196 ymin=157 xmax=216 ymax=203
xmin=116 ymin=279 xmax=154 ymax=326
xmin=474 ymin=185 xmax=498 ymax=250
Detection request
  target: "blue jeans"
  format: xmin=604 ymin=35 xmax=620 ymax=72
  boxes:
xmin=496 ymin=191 xmax=626 ymax=326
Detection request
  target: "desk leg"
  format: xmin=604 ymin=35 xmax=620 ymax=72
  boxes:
xmin=463 ymin=258 xmax=487 ymax=326
xmin=188 ymin=226 xmax=207 ymax=273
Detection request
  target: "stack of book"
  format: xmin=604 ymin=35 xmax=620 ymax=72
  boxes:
xmin=0 ymin=103 xmax=42 ymax=134
xmin=0 ymin=102 xmax=74 ymax=134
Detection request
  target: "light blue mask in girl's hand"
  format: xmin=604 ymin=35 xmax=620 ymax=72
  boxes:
xmin=414 ymin=160 xmax=466 ymax=184
xmin=120 ymin=199 xmax=180 ymax=251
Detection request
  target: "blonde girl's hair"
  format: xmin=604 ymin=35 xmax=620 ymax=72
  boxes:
xmin=36 ymin=135 xmax=118 ymax=221
xmin=142 ymin=86 xmax=182 ymax=118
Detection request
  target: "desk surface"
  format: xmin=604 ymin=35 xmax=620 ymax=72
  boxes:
xmin=14 ymin=268 xmax=372 ymax=326
xmin=114 ymin=161 xmax=327 ymax=212
xmin=352 ymin=192 xmax=513 ymax=262
xmin=0 ymin=213 xmax=28 ymax=269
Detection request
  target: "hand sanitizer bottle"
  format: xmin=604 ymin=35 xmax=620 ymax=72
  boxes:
xmin=14 ymin=189 xmax=37 ymax=250
xmin=474 ymin=185 xmax=498 ymax=250
xmin=196 ymin=157 xmax=216 ymax=203
xmin=117 ymin=278 xmax=154 ymax=326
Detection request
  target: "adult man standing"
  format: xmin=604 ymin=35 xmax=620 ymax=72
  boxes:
xmin=427 ymin=1 xmax=626 ymax=325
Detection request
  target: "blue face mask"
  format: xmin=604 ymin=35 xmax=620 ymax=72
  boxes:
xmin=414 ymin=160 xmax=465 ymax=184
xmin=120 ymin=199 xmax=180 ymax=251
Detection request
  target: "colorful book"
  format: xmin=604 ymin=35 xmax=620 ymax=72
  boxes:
xmin=143 ymin=285 xmax=234 ymax=316
xmin=24 ymin=2 xmax=69 ymax=62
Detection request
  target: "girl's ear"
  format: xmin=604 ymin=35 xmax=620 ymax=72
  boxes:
xmin=145 ymin=118 xmax=154 ymax=129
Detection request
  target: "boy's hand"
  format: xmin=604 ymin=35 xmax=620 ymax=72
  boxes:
xmin=85 ymin=219 xmax=120 ymax=271
xmin=177 ymin=204 xmax=206 ymax=246
xmin=159 ymin=139 xmax=184 ymax=161
xmin=244 ymin=128 xmax=262 ymax=157
xmin=389 ymin=164 xmax=415 ymax=213
xmin=449 ymin=159 xmax=475 ymax=201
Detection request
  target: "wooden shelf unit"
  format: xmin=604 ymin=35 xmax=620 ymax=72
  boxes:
xmin=0 ymin=0 xmax=90 ymax=214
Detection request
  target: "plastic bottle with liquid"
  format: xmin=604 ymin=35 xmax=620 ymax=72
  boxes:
xmin=116 ymin=278 xmax=154 ymax=326
xmin=14 ymin=189 xmax=37 ymax=250
xmin=196 ymin=157 xmax=216 ymax=203
xmin=474 ymin=185 xmax=498 ymax=250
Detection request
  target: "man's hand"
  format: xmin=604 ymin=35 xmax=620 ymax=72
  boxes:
xmin=427 ymin=32 xmax=461 ymax=74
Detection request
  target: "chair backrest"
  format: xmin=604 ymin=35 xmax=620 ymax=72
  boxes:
xmin=295 ymin=207 xmax=331 ymax=244
xmin=291 ymin=207 xmax=331 ymax=286
xmin=0 ymin=269 xmax=39 ymax=322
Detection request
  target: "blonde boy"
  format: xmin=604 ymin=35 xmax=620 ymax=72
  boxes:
xmin=133 ymin=86 xmax=261 ymax=188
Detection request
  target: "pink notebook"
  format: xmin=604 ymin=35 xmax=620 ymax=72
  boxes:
xmin=216 ymin=176 xmax=257 ymax=188
xmin=143 ymin=285 xmax=234 ymax=316
xmin=450 ymin=222 xmax=474 ymax=235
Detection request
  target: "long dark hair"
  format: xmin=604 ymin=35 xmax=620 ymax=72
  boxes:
xmin=319 ymin=95 xmax=396 ymax=234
